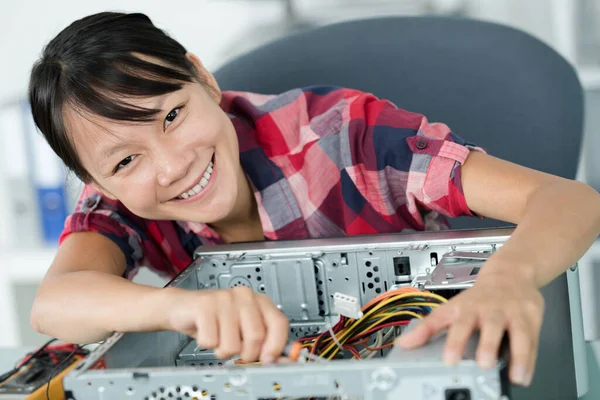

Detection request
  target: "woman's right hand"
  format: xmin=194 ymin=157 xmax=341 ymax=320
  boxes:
xmin=164 ymin=286 xmax=289 ymax=364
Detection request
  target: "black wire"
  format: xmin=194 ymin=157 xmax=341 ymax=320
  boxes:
xmin=0 ymin=338 xmax=58 ymax=384
xmin=45 ymin=345 xmax=82 ymax=400
xmin=311 ymin=316 xmax=347 ymax=356
xmin=318 ymin=295 xmax=440 ymax=358
xmin=0 ymin=339 xmax=91 ymax=400
xmin=17 ymin=338 xmax=58 ymax=369
xmin=0 ymin=369 xmax=17 ymax=384
xmin=296 ymin=294 xmax=443 ymax=359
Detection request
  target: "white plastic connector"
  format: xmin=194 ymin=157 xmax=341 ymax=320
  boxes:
xmin=333 ymin=292 xmax=363 ymax=319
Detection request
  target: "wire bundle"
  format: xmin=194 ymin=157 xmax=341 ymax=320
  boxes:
xmin=295 ymin=287 xmax=447 ymax=361
xmin=0 ymin=338 xmax=88 ymax=400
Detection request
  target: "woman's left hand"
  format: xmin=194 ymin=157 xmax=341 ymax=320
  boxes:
xmin=394 ymin=268 xmax=544 ymax=387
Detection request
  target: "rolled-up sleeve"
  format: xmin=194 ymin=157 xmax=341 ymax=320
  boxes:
xmin=59 ymin=186 xmax=153 ymax=279
xmin=404 ymin=116 xmax=485 ymax=219
xmin=344 ymin=90 xmax=486 ymax=230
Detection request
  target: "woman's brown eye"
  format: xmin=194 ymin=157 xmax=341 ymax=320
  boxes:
xmin=114 ymin=155 xmax=136 ymax=173
xmin=164 ymin=108 xmax=180 ymax=129
xmin=120 ymin=155 xmax=134 ymax=166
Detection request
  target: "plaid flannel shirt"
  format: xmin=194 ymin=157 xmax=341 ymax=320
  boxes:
xmin=60 ymin=86 xmax=483 ymax=279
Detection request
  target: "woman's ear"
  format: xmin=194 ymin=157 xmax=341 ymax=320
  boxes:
xmin=186 ymin=53 xmax=222 ymax=103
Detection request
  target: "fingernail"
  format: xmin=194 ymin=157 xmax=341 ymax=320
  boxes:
xmin=261 ymin=355 xmax=275 ymax=365
xmin=444 ymin=350 xmax=460 ymax=365
xmin=512 ymin=366 xmax=528 ymax=386
xmin=524 ymin=371 xmax=533 ymax=387
xmin=479 ymin=352 xmax=495 ymax=369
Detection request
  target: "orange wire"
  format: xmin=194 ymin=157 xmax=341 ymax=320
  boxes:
xmin=360 ymin=286 xmax=422 ymax=311
xmin=364 ymin=342 xmax=395 ymax=352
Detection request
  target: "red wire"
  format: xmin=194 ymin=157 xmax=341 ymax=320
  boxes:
xmin=346 ymin=320 xmax=410 ymax=345
xmin=17 ymin=344 xmax=84 ymax=368
xmin=309 ymin=317 xmax=347 ymax=355
xmin=344 ymin=346 xmax=361 ymax=359
xmin=364 ymin=342 xmax=395 ymax=352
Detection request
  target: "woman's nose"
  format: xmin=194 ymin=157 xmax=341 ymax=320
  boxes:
xmin=156 ymin=146 xmax=194 ymax=187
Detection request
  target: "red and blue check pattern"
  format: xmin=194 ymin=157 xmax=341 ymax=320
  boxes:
xmin=60 ymin=86 xmax=483 ymax=279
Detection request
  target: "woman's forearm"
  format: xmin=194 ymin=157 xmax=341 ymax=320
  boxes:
xmin=482 ymin=180 xmax=600 ymax=287
xmin=31 ymin=270 xmax=173 ymax=344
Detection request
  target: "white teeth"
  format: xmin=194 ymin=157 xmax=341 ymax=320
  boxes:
xmin=176 ymin=159 xmax=214 ymax=199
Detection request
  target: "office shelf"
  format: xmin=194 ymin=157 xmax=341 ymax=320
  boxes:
xmin=579 ymin=66 xmax=600 ymax=90
xmin=0 ymin=246 xmax=55 ymax=347
xmin=0 ymin=247 xmax=55 ymax=282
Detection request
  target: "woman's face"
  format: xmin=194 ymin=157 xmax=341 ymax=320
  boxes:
xmin=64 ymin=74 xmax=244 ymax=225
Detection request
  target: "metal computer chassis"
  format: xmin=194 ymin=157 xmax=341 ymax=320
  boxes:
xmin=63 ymin=228 xmax=517 ymax=400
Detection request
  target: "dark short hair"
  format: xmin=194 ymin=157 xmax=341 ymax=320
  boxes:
xmin=29 ymin=12 xmax=208 ymax=182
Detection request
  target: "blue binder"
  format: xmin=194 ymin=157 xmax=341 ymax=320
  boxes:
xmin=21 ymin=102 xmax=68 ymax=246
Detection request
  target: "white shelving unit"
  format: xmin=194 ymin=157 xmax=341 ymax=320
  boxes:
xmin=579 ymin=66 xmax=600 ymax=90
xmin=0 ymin=247 xmax=55 ymax=347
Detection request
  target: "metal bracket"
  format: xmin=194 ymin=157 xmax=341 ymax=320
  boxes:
xmin=413 ymin=251 xmax=492 ymax=290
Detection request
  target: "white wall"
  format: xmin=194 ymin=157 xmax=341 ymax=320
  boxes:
xmin=0 ymin=0 xmax=285 ymax=104
xmin=467 ymin=0 xmax=555 ymax=42
xmin=0 ymin=0 xmax=580 ymax=105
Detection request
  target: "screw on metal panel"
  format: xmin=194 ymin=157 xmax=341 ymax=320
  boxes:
xmin=370 ymin=367 xmax=397 ymax=391
xmin=229 ymin=374 xmax=248 ymax=387
xmin=570 ymin=263 xmax=578 ymax=272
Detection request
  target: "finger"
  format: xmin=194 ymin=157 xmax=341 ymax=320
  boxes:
xmin=443 ymin=308 xmax=477 ymax=365
xmin=214 ymin=291 xmax=242 ymax=360
xmin=234 ymin=287 xmax=266 ymax=362
xmin=396 ymin=303 xmax=457 ymax=348
xmin=476 ymin=311 xmax=507 ymax=369
xmin=194 ymin=306 xmax=219 ymax=350
xmin=526 ymin=327 xmax=541 ymax=387
xmin=256 ymin=294 xmax=289 ymax=364
xmin=524 ymin=300 xmax=544 ymax=381
xmin=507 ymin=317 xmax=535 ymax=387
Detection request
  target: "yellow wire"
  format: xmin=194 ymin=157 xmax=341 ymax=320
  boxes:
xmin=301 ymin=293 xmax=446 ymax=357
xmin=323 ymin=310 xmax=423 ymax=359
xmin=382 ymin=302 xmax=442 ymax=309
xmin=361 ymin=292 xmax=447 ymax=321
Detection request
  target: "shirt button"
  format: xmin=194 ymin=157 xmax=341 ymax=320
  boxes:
xmin=85 ymin=194 xmax=100 ymax=209
xmin=416 ymin=139 xmax=428 ymax=150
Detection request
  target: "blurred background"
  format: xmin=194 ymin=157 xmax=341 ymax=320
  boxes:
xmin=1 ymin=0 xmax=600 ymax=393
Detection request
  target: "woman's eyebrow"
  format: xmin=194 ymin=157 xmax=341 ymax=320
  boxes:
xmin=100 ymin=143 xmax=127 ymax=159
xmin=151 ymin=96 xmax=166 ymax=112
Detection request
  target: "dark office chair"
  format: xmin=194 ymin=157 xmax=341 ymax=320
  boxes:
xmin=214 ymin=16 xmax=585 ymax=399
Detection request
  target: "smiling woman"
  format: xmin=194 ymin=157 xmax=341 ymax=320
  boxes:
xmin=26 ymin=11 xmax=600 ymax=388
xmin=58 ymin=62 xmax=249 ymax=229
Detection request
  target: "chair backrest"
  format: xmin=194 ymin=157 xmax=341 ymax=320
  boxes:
xmin=214 ymin=16 xmax=584 ymax=230
xmin=213 ymin=16 xmax=586 ymax=400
